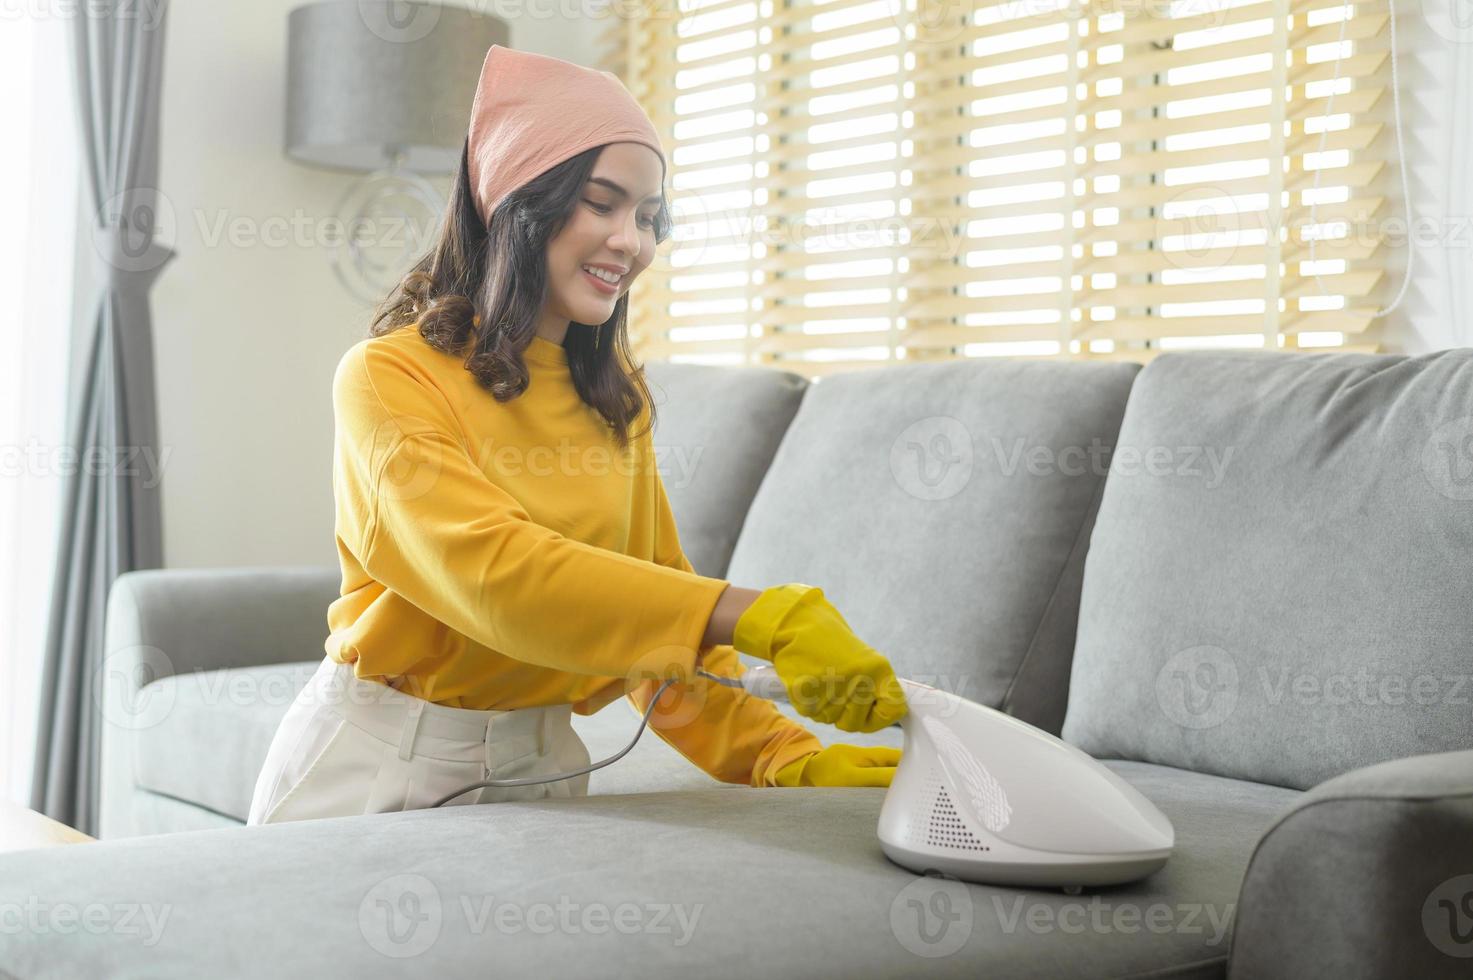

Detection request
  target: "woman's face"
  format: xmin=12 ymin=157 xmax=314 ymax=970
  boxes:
xmin=541 ymin=142 xmax=664 ymax=333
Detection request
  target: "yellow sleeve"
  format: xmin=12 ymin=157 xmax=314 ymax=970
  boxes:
xmin=624 ymin=470 xmax=823 ymax=787
xmin=333 ymin=342 xmax=731 ymax=680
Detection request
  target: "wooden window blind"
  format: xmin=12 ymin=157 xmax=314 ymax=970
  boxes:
xmin=599 ymin=0 xmax=1397 ymax=374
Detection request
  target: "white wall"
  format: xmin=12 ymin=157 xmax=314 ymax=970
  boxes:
xmin=144 ymin=5 xmax=603 ymax=569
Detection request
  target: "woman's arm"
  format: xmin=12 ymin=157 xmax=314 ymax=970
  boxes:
xmin=699 ymin=584 xmax=761 ymax=658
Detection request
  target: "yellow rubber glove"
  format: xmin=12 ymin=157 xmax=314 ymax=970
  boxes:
xmin=733 ymin=583 xmax=908 ymax=733
xmin=774 ymin=744 xmax=902 ymax=787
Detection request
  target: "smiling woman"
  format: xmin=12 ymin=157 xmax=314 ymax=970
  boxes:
xmin=245 ymin=45 xmax=903 ymax=828
xmin=0 ymin=10 xmax=79 ymax=807
xmin=360 ymin=45 xmax=678 ymax=450
xmin=364 ymin=135 xmax=673 ymax=452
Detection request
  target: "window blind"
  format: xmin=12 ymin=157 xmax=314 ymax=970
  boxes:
xmin=599 ymin=0 xmax=1396 ymax=374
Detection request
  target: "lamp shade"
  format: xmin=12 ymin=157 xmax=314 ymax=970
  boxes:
xmin=285 ymin=1 xmax=509 ymax=173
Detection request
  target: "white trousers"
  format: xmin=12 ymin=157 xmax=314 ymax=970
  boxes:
xmin=247 ymin=656 xmax=591 ymax=826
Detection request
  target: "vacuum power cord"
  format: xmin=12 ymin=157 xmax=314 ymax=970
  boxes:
xmin=429 ymin=669 xmax=744 ymax=807
xmin=429 ymin=675 xmax=684 ymax=808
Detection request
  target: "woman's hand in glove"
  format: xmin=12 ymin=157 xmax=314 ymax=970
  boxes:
xmin=773 ymin=744 xmax=902 ymax=787
xmin=733 ymin=583 xmax=908 ymax=733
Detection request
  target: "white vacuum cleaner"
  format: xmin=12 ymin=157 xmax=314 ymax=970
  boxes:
xmin=431 ymin=663 xmax=1174 ymax=892
xmin=732 ymin=664 xmax=1175 ymax=891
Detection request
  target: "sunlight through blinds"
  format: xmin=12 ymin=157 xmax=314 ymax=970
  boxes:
xmin=600 ymin=0 xmax=1397 ymax=372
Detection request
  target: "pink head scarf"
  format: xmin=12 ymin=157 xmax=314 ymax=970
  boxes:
xmin=465 ymin=45 xmax=668 ymax=230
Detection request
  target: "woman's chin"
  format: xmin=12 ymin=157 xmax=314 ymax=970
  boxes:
xmin=570 ymin=298 xmax=618 ymax=323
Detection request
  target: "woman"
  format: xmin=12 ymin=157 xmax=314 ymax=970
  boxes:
xmin=247 ymin=46 xmax=907 ymax=826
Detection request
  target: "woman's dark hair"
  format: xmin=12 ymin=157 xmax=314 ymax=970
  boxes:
xmin=369 ymin=138 xmax=674 ymax=450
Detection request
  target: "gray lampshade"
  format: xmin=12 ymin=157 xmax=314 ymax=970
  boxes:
xmin=285 ymin=1 xmax=509 ymax=173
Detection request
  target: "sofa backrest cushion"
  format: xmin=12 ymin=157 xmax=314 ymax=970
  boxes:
xmin=1061 ymin=349 xmax=1473 ymax=789
xmin=644 ymin=362 xmax=808 ymax=578
xmin=724 ymin=357 xmax=1140 ymax=734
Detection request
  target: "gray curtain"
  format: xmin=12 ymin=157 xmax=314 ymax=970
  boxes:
xmin=30 ymin=1 xmax=173 ymax=835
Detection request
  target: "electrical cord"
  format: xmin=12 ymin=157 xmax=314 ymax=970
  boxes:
xmin=427 ymin=662 xmax=901 ymax=808
xmin=430 ymin=670 xmax=733 ymax=808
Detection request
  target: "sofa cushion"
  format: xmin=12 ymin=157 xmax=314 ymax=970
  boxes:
xmin=99 ymin=566 xmax=343 ymax=840
xmin=0 ymin=761 xmax=1298 ymax=978
xmin=1062 ymin=349 xmax=1473 ymax=790
xmin=643 ymin=361 xmax=809 ymax=578
xmin=133 ymin=662 xmax=319 ymax=822
xmin=724 ymin=358 xmax=1141 ymax=734
xmin=131 ymin=662 xmax=902 ymax=826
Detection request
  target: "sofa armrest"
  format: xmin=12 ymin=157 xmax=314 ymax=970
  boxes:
xmin=1227 ymin=748 xmax=1473 ymax=979
xmin=98 ymin=565 xmax=339 ymax=839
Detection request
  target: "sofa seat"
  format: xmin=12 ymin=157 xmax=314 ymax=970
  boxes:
xmin=0 ymin=761 xmax=1298 ymax=979
xmin=130 ymin=661 xmax=910 ymax=829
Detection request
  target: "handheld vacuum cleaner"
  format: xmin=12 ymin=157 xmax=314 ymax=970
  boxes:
xmin=431 ymin=662 xmax=1175 ymax=893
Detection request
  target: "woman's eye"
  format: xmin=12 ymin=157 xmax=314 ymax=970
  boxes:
xmin=587 ymin=200 xmax=657 ymax=230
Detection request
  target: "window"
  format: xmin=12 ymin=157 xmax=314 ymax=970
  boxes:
xmin=603 ymin=0 xmax=1396 ymax=374
xmin=0 ymin=12 xmax=79 ymax=804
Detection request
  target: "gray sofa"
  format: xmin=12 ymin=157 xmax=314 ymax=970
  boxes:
xmin=2 ymin=348 xmax=1471 ymax=979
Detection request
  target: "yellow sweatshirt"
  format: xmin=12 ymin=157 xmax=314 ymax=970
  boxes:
xmin=325 ymin=322 xmax=822 ymax=787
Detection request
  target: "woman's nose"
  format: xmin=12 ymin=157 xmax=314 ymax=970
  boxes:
xmin=609 ymin=213 xmax=641 ymax=259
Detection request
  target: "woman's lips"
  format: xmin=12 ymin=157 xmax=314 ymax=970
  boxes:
xmin=582 ymin=267 xmax=621 ymax=295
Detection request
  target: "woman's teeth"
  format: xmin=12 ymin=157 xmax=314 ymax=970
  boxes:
xmin=583 ymin=266 xmax=621 ymax=284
